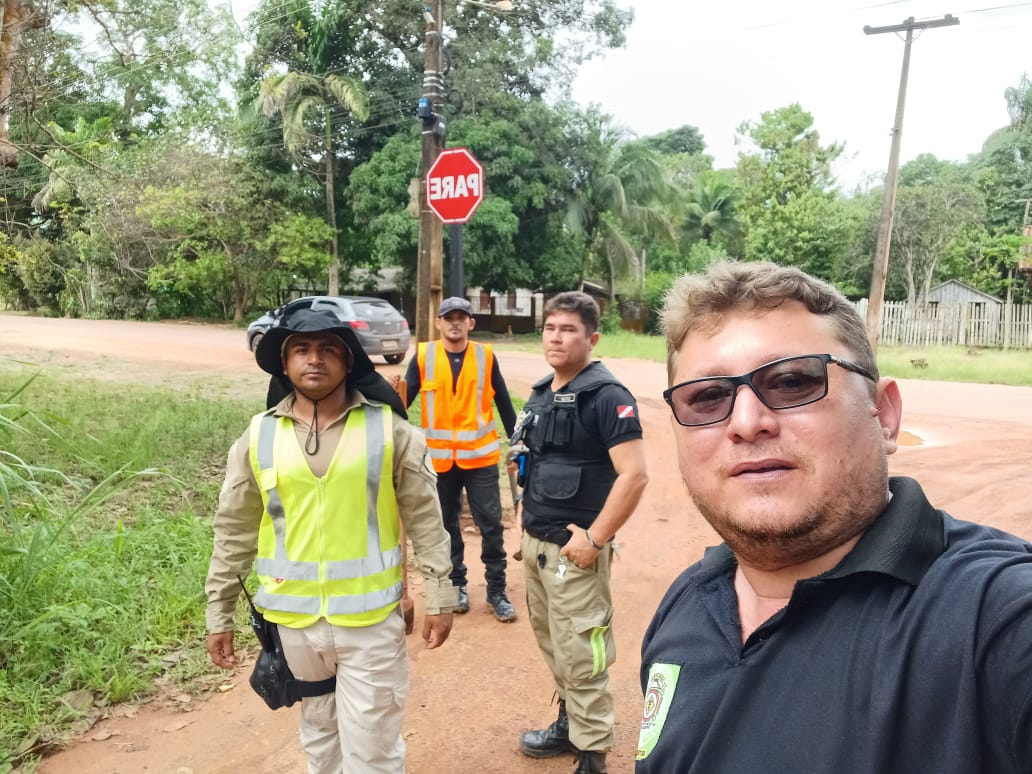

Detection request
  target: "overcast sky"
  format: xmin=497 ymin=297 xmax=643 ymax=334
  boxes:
xmin=572 ymin=0 xmax=1031 ymax=189
xmin=229 ymin=0 xmax=1031 ymax=190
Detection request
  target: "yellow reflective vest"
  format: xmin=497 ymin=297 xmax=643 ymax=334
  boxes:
xmin=249 ymin=404 xmax=403 ymax=628
xmin=417 ymin=340 xmax=501 ymax=473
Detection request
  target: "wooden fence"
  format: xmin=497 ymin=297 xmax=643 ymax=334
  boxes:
xmin=854 ymin=299 xmax=1032 ymax=349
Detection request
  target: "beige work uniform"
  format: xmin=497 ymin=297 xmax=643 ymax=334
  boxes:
xmin=205 ymin=390 xmax=456 ymax=774
xmin=522 ymin=533 xmax=616 ymax=751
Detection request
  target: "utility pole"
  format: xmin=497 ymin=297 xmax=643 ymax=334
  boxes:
xmin=863 ymin=14 xmax=959 ymax=353
xmin=416 ymin=0 xmax=446 ymax=344
xmin=1019 ymin=198 xmax=1032 ymax=281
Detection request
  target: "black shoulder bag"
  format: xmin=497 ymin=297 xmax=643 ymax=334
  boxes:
xmin=237 ymin=578 xmax=336 ymax=710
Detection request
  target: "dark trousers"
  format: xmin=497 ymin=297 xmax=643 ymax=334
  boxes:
xmin=436 ymin=464 xmax=507 ymax=596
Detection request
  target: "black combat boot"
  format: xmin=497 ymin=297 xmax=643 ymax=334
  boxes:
xmin=519 ymin=699 xmax=576 ymax=758
xmin=573 ymin=750 xmax=608 ymax=773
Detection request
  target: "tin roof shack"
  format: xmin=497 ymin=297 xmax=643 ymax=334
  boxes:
xmin=926 ymin=279 xmax=1004 ymax=347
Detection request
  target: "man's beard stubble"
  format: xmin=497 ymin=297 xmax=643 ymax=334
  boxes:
xmin=688 ymin=453 xmax=890 ymax=572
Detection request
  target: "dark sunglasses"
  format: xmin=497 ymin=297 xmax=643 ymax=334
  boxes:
xmin=663 ymin=354 xmax=877 ymax=427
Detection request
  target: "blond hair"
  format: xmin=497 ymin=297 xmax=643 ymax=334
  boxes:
xmin=661 ymin=261 xmax=877 ymax=384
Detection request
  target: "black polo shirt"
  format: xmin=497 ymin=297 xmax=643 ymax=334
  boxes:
xmin=637 ymin=476 xmax=1032 ymax=774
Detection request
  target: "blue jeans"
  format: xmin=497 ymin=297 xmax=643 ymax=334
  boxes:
xmin=436 ymin=465 xmax=507 ymax=596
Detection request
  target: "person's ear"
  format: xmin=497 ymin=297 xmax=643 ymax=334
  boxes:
xmin=874 ymin=378 xmax=902 ymax=455
xmin=468 ymin=315 xmax=476 ymax=331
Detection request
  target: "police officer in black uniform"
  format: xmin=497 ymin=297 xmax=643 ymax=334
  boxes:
xmin=515 ymin=291 xmax=648 ymax=774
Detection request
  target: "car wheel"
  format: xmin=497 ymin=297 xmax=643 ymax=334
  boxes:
xmin=249 ymin=331 xmax=264 ymax=353
xmin=384 ymin=354 xmax=404 ymax=365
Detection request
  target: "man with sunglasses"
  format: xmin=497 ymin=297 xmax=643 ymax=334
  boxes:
xmin=635 ymin=261 xmax=1032 ymax=773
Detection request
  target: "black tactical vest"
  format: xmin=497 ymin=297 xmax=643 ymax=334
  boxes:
xmin=521 ymin=362 xmax=622 ymax=536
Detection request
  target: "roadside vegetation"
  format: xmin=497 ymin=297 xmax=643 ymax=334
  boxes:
xmin=0 ymin=364 xmax=254 ymax=772
xmin=2 ymin=4 xmax=1030 ymax=326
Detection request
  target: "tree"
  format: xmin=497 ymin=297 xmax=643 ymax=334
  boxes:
xmin=681 ymin=170 xmax=741 ymax=251
xmin=833 ymin=188 xmax=882 ymax=299
xmin=889 ymin=156 xmax=985 ymax=304
xmin=635 ymin=125 xmax=706 ymax=157
xmin=3 ymin=0 xmax=243 ymax=317
xmin=0 ymin=0 xmax=43 ymax=167
xmin=976 ymin=74 xmax=1032 ymax=236
xmin=941 ymin=229 xmax=1028 ymax=304
xmin=257 ymin=65 xmax=369 ymax=296
xmin=735 ymin=104 xmax=850 ymax=278
xmin=564 ymin=114 xmax=677 ymax=302
xmin=139 ymin=147 xmax=334 ymax=320
xmin=0 ymin=229 xmax=28 ymax=306
xmin=1 ymin=15 xmax=119 ymax=239
xmin=31 ymin=116 xmax=113 ymax=212
xmin=1005 ymin=72 xmax=1032 ymax=129
xmin=433 ymin=0 xmax=633 ymax=116
xmin=251 ymin=1 xmax=373 ymax=296
xmin=348 ymin=98 xmax=588 ymax=295
xmin=62 ymin=0 xmax=238 ymax=137
xmin=240 ymin=0 xmax=636 ymax=279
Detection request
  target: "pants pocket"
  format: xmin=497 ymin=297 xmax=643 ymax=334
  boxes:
xmin=568 ymin=606 xmax=615 ymax=680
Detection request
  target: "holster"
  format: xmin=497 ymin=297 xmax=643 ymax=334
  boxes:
xmin=239 ymin=578 xmax=336 ymax=710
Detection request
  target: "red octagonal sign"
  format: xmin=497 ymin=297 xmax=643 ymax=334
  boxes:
xmin=426 ymin=146 xmax=484 ymax=224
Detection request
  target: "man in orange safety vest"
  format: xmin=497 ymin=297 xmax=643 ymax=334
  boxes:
xmin=393 ymin=297 xmax=519 ymax=622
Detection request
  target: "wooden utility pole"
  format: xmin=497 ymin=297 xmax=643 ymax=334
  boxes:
xmin=863 ymin=14 xmax=959 ymax=353
xmin=416 ymin=0 xmax=445 ymax=344
xmin=1019 ymin=198 xmax=1032 ymax=289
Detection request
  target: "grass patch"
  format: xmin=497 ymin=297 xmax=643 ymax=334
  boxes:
xmin=486 ymin=332 xmax=1032 ymax=387
xmin=478 ymin=330 xmax=667 ymax=362
xmin=876 ymin=345 xmax=1032 ymax=385
xmin=0 ymin=362 xmax=255 ymax=770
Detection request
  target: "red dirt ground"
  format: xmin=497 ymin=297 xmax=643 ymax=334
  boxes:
xmin=1 ymin=313 xmax=1030 ymax=774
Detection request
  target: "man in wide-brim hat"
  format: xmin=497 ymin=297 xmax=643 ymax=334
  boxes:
xmin=205 ymin=307 xmax=457 ymax=773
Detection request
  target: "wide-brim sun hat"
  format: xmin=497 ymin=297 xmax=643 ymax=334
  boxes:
xmin=255 ymin=307 xmax=375 ymax=380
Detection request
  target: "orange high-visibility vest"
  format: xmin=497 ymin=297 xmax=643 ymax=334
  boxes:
xmin=417 ymin=341 xmax=501 ymax=473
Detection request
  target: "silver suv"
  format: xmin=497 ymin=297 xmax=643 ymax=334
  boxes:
xmin=247 ymin=296 xmax=411 ymax=364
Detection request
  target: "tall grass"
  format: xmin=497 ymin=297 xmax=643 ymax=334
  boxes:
xmin=0 ymin=364 xmax=255 ymax=770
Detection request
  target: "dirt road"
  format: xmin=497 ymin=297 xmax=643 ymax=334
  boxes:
xmin=2 ymin=313 xmax=1030 ymax=774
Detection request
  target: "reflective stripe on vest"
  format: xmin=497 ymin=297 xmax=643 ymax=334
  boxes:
xmin=249 ymin=405 xmax=403 ymax=627
xmin=418 ymin=341 xmax=501 ymax=472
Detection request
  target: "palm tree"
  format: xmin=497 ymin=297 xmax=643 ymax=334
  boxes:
xmin=565 ymin=123 xmax=676 ymax=304
xmin=31 ymin=117 xmax=113 ymax=212
xmin=256 ymin=9 xmax=368 ymax=296
xmin=681 ymin=170 xmax=741 ymax=249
